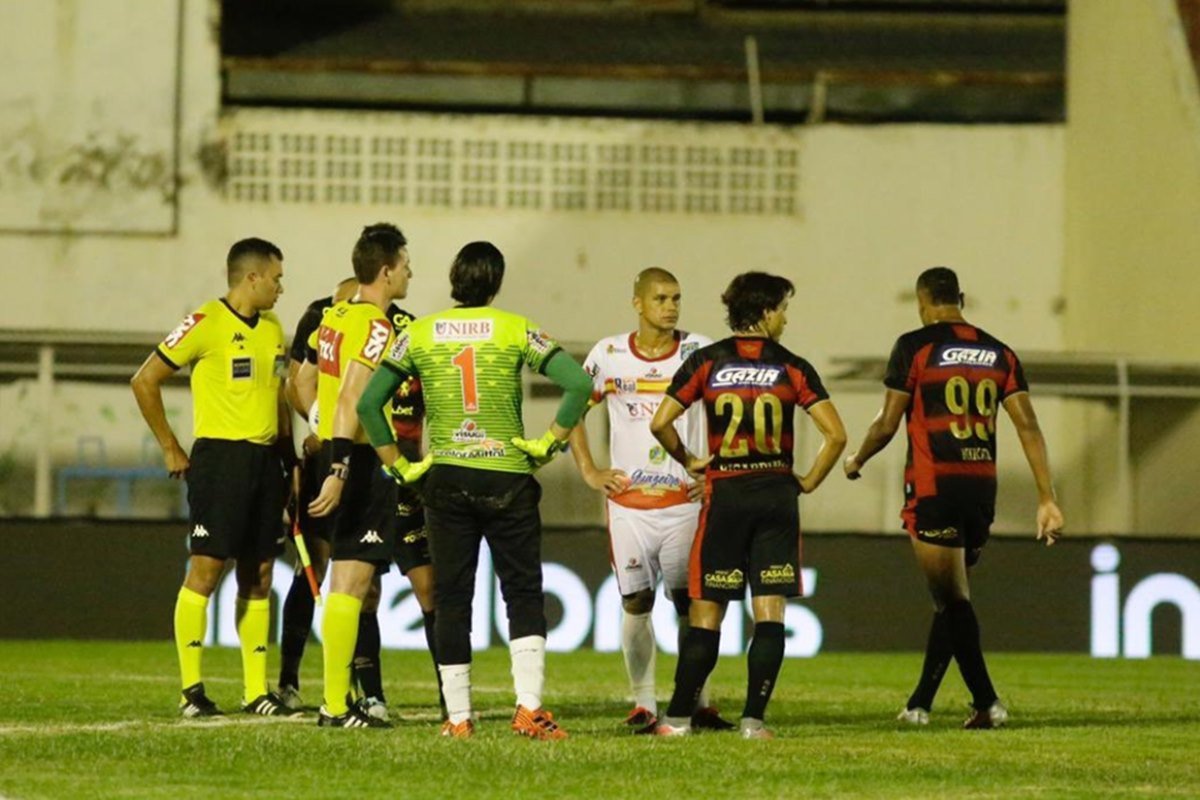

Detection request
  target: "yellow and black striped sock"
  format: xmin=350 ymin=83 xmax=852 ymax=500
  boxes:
xmin=174 ymin=587 xmax=209 ymax=699
xmin=322 ymin=592 xmax=363 ymax=716
xmin=236 ymin=597 xmax=271 ymax=705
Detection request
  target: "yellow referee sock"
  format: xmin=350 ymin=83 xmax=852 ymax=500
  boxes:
xmin=236 ymin=597 xmax=271 ymax=705
xmin=322 ymin=592 xmax=363 ymax=716
xmin=174 ymin=587 xmax=209 ymax=694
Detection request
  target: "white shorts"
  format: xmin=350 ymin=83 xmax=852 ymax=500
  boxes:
xmin=606 ymin=500 xmax=700 ymax=596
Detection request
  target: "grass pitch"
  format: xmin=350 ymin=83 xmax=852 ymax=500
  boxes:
xmin=0 ymin=642 xmax=1197 ymax=799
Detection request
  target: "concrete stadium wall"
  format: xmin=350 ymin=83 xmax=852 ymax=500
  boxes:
xmin=1063 ymin=0 xmax=1200 ymax=535
xmin=0 ymin=0 xmax=1071 ymax=532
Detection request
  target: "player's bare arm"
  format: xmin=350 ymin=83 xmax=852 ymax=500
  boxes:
xmin=291 ymin=360 xmax=322 ymax=457
xmin=309 ymin=359 xmax=374 ymax=517
xmin=568 ymin=420 xmax=628 ymax=495
xmin=1002 ymin=391 xmax=1064 ymax=545
xmin=796 ymin=399 xmax=848 ymax=493
xmin=650 ymin=395 xmax=712 ymax=477
xmin=844 ymin=388 xmax=909 ymax=479
xmin=131 ymin=353 xmax=189 ymax=479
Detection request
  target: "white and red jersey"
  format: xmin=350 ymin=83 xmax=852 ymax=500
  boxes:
xmin=583 ymin=330 xmax=711 ymax=510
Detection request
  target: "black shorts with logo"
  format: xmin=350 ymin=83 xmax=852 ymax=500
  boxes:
xmin=394 ymin=485 xmax=432 ymax=575
xmin=325 ymin=444 xmax=397 ymax=567
xmin=903 ymin=495 xmax=994 ymax=566
xmin=186 ymin=438 xmax=287 ymax=562
xmin=689 ymin=472 xmax=802 ymax=601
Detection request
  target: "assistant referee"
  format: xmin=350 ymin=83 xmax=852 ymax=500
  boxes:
xmin=131 ymin=237 xmax=296 ymax=718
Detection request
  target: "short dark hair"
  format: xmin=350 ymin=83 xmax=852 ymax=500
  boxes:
xmin=916 ymin=266 xmax=962 ymax=306
xmin=352 ymin=223 xmax=407 ymax=284
xmin=721 ymin=272 xmax=794 ymax=332
xmin=226 ymin=237 xmax=282 ymax=287
xmin=633 ymin=267 xmax=679 ymax=296
xmin=450 ymin=242 xmax=505 ymax=307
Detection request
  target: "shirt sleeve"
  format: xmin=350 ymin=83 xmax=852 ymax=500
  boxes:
xmin=381 ymin=328 xmax=416 ymax=377
xmin=156 ymin=308 xmax=210 ymax=369
xmin=582 ymin=341 xmax=606 ymax=405
xmin=348 ymin=316 xmax=393 ymax=371
xmin=1002 ymin=348 xmax=1029 ymax=398
xmin=666 ymin=350 xmax=708 ymax=409
xmin=521 ymin=318 xmax=563 ymax=375
xmin=789 ymin=357 xmax=830 ymax=410
xmin=883 ymin=336 xmax=916 ymax=393
xmin=290 ymin=303 xmax=324 ymax=363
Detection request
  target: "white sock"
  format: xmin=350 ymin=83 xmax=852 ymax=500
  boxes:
xmin=509 ymin=635 xmax=546 ymax=710
xmin=697 ymin=681 xmax=711 ymax=711
xmin=621 ymin=611 xmax=657 ymax=713
xmin=438 ymin=663 xmax=472 ymax=725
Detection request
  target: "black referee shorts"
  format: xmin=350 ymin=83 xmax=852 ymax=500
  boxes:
xmin=297 ymin=449 xmax=331 ymax=542
xmin=689 ymin=472 xmax=803 ymax=601
xmin=186 ymin=438 xmax=287 ymax=562
xmin=323 ymin=444 xmax=397 ymax=568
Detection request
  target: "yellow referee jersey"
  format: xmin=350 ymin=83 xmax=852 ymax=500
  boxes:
xmin=307 ymin=300 xmax=394 ymax=442
xmin=157 ymin=298 xmax=286 ymax=445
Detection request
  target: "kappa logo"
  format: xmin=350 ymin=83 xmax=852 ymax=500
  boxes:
xmin=186 ymin=640 xmax=203 ymax=648
xmin=938 ymin=346 xmax=998 ymax=368
xmin=254 ymin=645 xmax=267 ymax=654
xmin=191 ymin=525 xmax=209 ymax=539
xmin=360 ymin=530 xmax=384 ymax=544
xmin=711 ymin=365 xmax=782 ymax=388
xmin=361 ymin=319 xmax=391 ymax=363
xmin=163 ymin=313 xmax=205 ymax=349
xmin=624 ymin=557 xmax=641 ymax=572
xmin=231 ymin=332 xmax=246 ymax=344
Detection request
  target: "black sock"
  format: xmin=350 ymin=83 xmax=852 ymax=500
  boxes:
xmin=945 ymin=599 xmax=998 ymax=710
xmin=907 ymin=610 xmax=952 ymax=711
xmin=353 ymin=611 xmax=384 ymax=702
xmin=742 ymin=622 xmax=785 ymax=722
xmin=422 ymin=609 xmax=447 ymax=717
xmin=666 ymin=627 xmax=721 ymax=719
xmin=278 ymin=574 xmax=315 ymax=689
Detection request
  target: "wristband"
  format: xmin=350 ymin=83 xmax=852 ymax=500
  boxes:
xmin=329 ymin=437 xmax=352 ymax=479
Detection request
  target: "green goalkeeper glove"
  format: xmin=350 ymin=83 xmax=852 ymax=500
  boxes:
xmin=510 ymin=430 xmax=567 ymax=469
xmin=382 ymin=453 xmax=433 ymax=485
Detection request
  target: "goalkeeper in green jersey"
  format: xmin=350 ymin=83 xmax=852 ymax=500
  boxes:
xmin=357 ymin=241 xmax=592 ymax=740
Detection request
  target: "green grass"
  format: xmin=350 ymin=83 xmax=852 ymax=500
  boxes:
xmin=0 ymin=643 xmax=1197 ymax=799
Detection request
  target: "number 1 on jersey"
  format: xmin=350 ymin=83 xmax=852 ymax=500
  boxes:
xmin=452 ymin=346 xmax=479 ymax=413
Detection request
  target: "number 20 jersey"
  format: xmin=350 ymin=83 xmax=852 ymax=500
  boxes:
xmin=667 ymin=336 xmax=829 ymax=481
xmin=884 ymin=321 xmax=1028 ymax=506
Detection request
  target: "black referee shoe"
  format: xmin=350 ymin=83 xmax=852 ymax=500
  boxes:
xmin=243 ymin=691 xmax=303 ymax=717
xmin=317 ymin=704 xmax=393 ymax=729
xmin=180 ymin=682 xmax=224 ymax=718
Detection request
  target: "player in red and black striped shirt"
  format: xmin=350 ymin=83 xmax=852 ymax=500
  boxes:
xmin=844 ymin=267 xmax=1063 ymax=729
xmin=649 ymin=272 xmax=847 ymax=739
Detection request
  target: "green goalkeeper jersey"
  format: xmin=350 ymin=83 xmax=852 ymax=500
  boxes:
xmin=381 ymin=305 xmax=562 ymax=474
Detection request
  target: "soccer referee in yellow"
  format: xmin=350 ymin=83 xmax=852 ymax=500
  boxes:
xmin=132 ymin=237 xmax=296 ymax=717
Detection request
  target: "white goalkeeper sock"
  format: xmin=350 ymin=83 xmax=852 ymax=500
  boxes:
xmin=438 ymin=663 xmax=472 ymax=725
xmin=622 ymin=611 xmax=657 ymax=714
xmin=509 ymin=635 xmax=546 ymax=710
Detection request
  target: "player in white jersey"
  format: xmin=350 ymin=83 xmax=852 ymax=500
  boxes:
xmin=569 ymin=267 xmax=733 ymax=733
